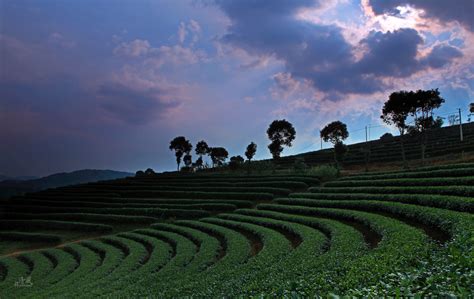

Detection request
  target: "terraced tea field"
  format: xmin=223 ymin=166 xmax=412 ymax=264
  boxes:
xmin=0 ymin=164 xmax=473 ymax=297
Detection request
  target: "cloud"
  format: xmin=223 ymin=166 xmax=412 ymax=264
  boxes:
xmin=145 ymin=45 xmax=206 ymax=68
xmin=178 ymin=22 xmax=187 ymax=44
xmin=355 ymin=28 xmax=423 ymax=77
xmin=421 ymin=44 xmax=463 ymax=68
xmin=213 ymin=0 xmax=464 ymax=96
xmin=368 ymin=0 xmax=474 ymax=31
xmin=113 ymin=38 xmax=206 ymax=68
xmin=113 ymin=39 xmax=151 ymax=57
xmin=48 ymin=32 xmax=76 ymax=48
xmin=270 ymin=72 xmax=301 ymax=99
xmin=97 ymin=82 xmax=179 ymax=125
xmin=177 ymin=20 xmax=202 ymax=44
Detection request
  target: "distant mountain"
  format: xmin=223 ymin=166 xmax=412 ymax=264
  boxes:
xmin=0 ymin=175 xmax=38 ymax=182
xmin=0 ymin=169 xmax=133 ymax=199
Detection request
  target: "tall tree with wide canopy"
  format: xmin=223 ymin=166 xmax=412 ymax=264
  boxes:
xmin=381 ymin=90 xmax=413 ymax=168
xmin=320 ymin=121 xmax=349 ymax=168
xmin=169 ymin=136 xmax=192 ymax=171
xmin=409 ymin=89 xmax=445 ymax=165
xmin=266 ymin=119 xmax=296 ymax=159
xmin=209 ymin=147 xmax=229 ymax=167
xmin=195 ymin=140 xmax=210 ymax=169
xmin=245 ymin=142 xmax=257 ymax=162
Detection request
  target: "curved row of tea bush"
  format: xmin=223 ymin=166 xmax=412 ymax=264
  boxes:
xmin=0 ymin=220 xmax=112 ymax=233
xmin=289 ymin=192 xmax=474 ymax=212
xmin=20 ymin=196 xmax=254 ymax=208
xmin=326 ymin=176 xmax=474 ymax=187
xmin=3 ymin=212 xmax=159 ymax=224
xmin=341 ymin=166 xmax=474 ymax=181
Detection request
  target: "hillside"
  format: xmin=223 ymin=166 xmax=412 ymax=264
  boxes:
xmin=0 ymin=169 xmax=133 ymax=199
xmin=273 ymin=122 xmax=474 ymax=168
xmin=0 ymin=162 xmax=472 ymax=297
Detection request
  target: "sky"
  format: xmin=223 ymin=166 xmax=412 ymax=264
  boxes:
xmin=1 ymin=0 xmax=473 ymax=177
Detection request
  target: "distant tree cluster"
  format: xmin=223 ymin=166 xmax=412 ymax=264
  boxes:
xmin=381 ymin=88 xmax=445 ymax=166
xmin=161 ymin=87 xmax=449 ymax=174
xmin=168 ymin=136 xmax=258 ymax=172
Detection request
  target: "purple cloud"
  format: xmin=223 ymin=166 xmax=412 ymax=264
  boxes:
xmin=97 ymin=82 xmax=180 ymax=125
xmin=421 ymin=44 xmax=463 ymax=68
xmin=355 ymin=28 xmax=423 ymax=77
xmin=213 ymin=1 xmax=463 ymax=95
xmin=368 ymin=0 xmax=474 ymax=31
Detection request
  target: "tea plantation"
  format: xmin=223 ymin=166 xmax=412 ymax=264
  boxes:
xmin=0 ymin=164 xmax=473 ymax=297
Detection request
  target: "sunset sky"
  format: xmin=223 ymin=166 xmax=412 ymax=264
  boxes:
xmin=1 ymin=0 xmax=473 ymax=177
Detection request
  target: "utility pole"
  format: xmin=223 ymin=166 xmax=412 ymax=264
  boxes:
xmin=320 ymin=138 xmax=323 ymax=150
xmin=365 ymin=126 xmax=368 ymax=142
xmin=459 ymin=108 xmax=464 ymax=142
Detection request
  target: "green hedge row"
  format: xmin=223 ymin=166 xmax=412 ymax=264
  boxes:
xmin=341 ymin=166 xmax=474 ymax=181
xmin=289 ymin=192 xmax=474 ymax=212
xmin=4 ymin=213 xmax=159 ymax=224
xmin=326 ymin=176 xmax=474 ymax=188
xmin=64 ymin=233 xmax=172 ymax=298
xmin=126 ymin=180 xmax=309 ymax=189
xmin=254 ymin=204 xmax=442 ymax=295
xmin=345 ymin=162 xmax=474 ymax=177
xmin=38 ymin=240 xmax=127 ymax=297
xmin=0 ymin=232 xmax=62 ymax=243
xmin=0 ymin=220 xmax=113 ymax=233
xmin=132 ymin=174 xmax=319 ymax=181
xmin=310 ymin=185 xmax=474 ymax=197
xmin=4 ymin=205 xmax=212 ymax=219
xmin=101 ymin=186 xmax=292 ymax=196
xmin=20 ymin=243 xmax=103 ymax=298
xmin=20 ymin=196 xmax=254 ymax=208
xmin=9 ymin=199 xmax=239 ymax=212
xmin=117 ymin=191 xmax=274 ymax=201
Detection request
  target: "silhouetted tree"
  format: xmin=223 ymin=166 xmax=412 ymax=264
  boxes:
xmin=169 ymin=136 xmax=192 ymax=171
xmin=229 ymin=155 xmax=244 ymax=170
xmin=209 ymin=147 xmax=229 ymax=167
xmin=145 ymin=168 xmax=156 ymax=175
xmin=135 ymin=170 xmax=145 ymax=177
xmin=196 ymin=140 xmax=209 ymax=158
xmin=195 ymin=140 xmax=210 ymax=170
xmin=408 ymin=89 xmax=445 ymax=165
xmin=320 ymin=121 xmax=349 ymax=168
xmin=334 ymin=142 xmax=348 ymax=165
xmin=245 ymin=142 xmax=257 ymax=162
xmin=195 ymin=156 xmax=203 ymax=169
xmin=267 ymin=119 xmax=296 ymax=159
xmin=469 ymin=103 xmax=474 ymax=122
xmin=381 ymin=90 xmax=412 ymax=168
xmin=183 ymin=154 xmax=192 ymax=167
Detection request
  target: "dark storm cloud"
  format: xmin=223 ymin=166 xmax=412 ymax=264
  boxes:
xmin=421 ymin=44 xmax=463 ymax=69
xmin=355 ymin=28 xmax=423 ymax=77
xmin=98 ymin=82 xmax=179 ymax=125
xmin=213 ymin=0 xmax=463 ymax=95
xmin=368 ymin=0 xmax=474 ymax=31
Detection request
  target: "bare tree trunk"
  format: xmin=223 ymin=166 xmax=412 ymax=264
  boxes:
xmin=334 ymin=148 xmax=340 ymax=170
xmin=421 ymin=132 xmax=427 ymax=166
xmin=400 ymin=133 xmax=407 ymax=169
